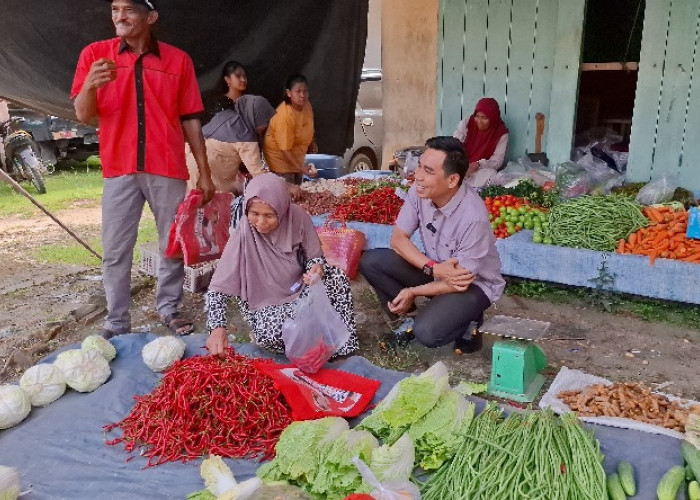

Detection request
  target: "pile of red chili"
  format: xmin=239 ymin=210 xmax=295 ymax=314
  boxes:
xmin=104 ymin=349 xmax=292 ymax=466
xmin=329 ymin=187 xmax=404 ymax=225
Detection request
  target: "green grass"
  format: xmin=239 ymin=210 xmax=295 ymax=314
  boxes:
xmin=505 ymin=278 xmax=700 ymax=331
xmin=0 ymin=159 xmax=103 ymax=217
xmin=32 ymin=217 xmax=158 ymax=267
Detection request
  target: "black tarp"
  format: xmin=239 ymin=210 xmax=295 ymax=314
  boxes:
xmin=0 ymin=1 xmax=369 ymax=155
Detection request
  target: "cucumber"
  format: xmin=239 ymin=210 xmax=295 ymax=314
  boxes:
xmin=684 ymin=442 xmax=700 ymax=485
xmin=616 ymin=461 xmax=636 ymax=496
xmin=656 ymin=465 xmax=685 ymax=500
xmin=689 ymin=480 xmax=700 ymax=500
xmin=606 ymin=472 xmax=627 ymax=500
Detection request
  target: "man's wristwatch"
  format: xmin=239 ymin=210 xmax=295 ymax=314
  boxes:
xmin=422 ymin=260 xmax=437 ymax=276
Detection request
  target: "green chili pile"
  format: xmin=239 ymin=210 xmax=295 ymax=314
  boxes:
xmin=545 ymin=195 xmax=648 ymax=251
xmin=421 ymin=404 xmax=607 ymax=500
xmin=104 ymin=349 xmax=292 ymax=467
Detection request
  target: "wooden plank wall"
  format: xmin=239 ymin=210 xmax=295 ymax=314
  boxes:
xmin=628 ymin=0 xmax=700 ymax=191
xmin=436 ymin=0 xmax=584 ymax=164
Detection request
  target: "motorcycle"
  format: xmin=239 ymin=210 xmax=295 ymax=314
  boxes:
xmin=0 ymin=116 xmax=50 ymax=194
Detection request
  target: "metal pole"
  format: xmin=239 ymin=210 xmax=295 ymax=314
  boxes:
xmin=0 ymin=168 xmax=102 ymax=261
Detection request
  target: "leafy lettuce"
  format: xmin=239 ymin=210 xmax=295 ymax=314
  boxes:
xmin=407 ymin=389 xmax=475 ymax=470
xmin=357 ymin=362 xmax=449 ymax=444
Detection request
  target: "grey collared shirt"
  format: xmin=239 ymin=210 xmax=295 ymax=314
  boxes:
xmin=395 ymin=183 xmax=505 ymax=303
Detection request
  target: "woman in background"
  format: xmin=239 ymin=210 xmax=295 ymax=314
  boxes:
xmin=263 ymin=74 xmax=318 ymax=197
xmin=187 ymin=61 xmax=275 ymax=193
xmin=453 ymin=97 xmax=509 ymax=188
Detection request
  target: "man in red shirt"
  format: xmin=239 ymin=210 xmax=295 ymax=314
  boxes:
xmin=72 ymin=0 xmax=214 ymax=338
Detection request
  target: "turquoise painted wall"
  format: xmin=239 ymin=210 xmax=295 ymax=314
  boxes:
xmin=436 ymin=0 xmax=585 ymax=165
xmin=627 ymin=0 xmax=700 ymax=191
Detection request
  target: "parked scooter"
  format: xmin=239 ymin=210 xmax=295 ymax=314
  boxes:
xmin=0 ymin=116 xmax=49 ymax=194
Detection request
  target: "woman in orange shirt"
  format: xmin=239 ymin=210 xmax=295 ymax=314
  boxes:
xmin=264 ymin=74 xmax=318 ymax=194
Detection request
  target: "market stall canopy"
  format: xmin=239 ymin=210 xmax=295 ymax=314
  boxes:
xmin=0 ymin=0 xmax=368 ymax=155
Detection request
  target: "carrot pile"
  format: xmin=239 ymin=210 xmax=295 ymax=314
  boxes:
xmin=104 ymin=349 xmax=292 ymax=466
xmin=616 ymin=205 xmax=700 ymax=265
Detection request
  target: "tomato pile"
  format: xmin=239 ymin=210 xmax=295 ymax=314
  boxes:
xmin=484 ymin=195 xmax=549 ymax=240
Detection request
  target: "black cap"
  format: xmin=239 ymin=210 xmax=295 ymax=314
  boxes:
xmin=105 ymin=0 xmax=157 ymax=11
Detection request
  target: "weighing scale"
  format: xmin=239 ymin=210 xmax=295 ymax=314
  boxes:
xmin=479 ymin=315 xmax=552 ymax=403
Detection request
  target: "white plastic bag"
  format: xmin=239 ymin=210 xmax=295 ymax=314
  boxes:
xmin=635 ymin=175 xmax=678 ymax=205
xmin=352 ymin=457 xmax=421 ymax=500
xmin=281 ymin=281 xmax=351 ymax=373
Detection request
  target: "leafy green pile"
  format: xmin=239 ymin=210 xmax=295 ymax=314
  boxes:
xmin=356 ymin=362 xmax=449 ymax=444
xmin=257 ymin=417 xmax=348 ymax=487
xmin=407 ymin=390 xmax=475 ymax=470
xmin=369 ymin=433 xmax=415 ymax=483
xmin=258 ymin=418 xmax=379 ymax=499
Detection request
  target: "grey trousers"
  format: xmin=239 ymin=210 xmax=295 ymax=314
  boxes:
xmin=102 ymin=173 xmax=186 ymax=332
xmin=359 ymin=248 xmax=491 ymax=348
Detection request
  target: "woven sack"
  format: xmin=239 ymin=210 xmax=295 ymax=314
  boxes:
xmin=316 ymin=221 xmax=366 ymax=279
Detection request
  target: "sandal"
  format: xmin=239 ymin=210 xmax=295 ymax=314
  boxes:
xmin=162 ymin=313 xmax=195 ymax=336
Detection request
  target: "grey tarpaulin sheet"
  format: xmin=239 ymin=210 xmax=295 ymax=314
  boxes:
xmin=0 ymin=333 xmax=687 ymax=499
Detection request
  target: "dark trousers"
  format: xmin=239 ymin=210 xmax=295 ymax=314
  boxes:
xmin=359 ymin=248 xmax=491 ymax=348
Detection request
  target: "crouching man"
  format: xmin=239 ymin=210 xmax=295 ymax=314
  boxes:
xmin=359 ymin=136 xmax=505 ymax=351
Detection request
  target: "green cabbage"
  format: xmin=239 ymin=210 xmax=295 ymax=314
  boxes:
xmin=257 ymin=417 xmax=348 ymax=486
xmin=81 ymin=334 xmax=117 ymax=361
xmin=19 ymin=363 xmax=66 ymax=406
xmin=454 ymin=380 xmax=488 ymax=396
xmin=369 ymin=433 xmax=415 ymax=482
xmin=141 ymin=336 xmax=186 ymax=372
xmin=357 ymin=362 xmax=449 ymax=443
xmin=309 ymin=429 xmax=379 ymax=499
xmin=53 ymin=348 xmax=111 ymax=393
xmin=407 ymin=389 xmax=475 ymax=470
xmin=0 ymin=386 xmax=31 ymax=430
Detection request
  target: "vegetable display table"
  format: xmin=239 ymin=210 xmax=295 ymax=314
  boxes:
xmin=310 ymin=215 xmax=700 ymax=305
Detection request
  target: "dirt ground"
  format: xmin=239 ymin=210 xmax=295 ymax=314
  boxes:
xmin=1 ymin=204 xmax=699 ymax=403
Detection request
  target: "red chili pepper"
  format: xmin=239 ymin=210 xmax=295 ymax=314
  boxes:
xmin=104 ymin=348 xmax=293 ymax=467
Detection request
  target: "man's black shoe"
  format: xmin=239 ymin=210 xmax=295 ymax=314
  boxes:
xmin=379 ymin=318 xmax=415 ymax=351
xmin=454 ymin=320 xmax=483 ymax=355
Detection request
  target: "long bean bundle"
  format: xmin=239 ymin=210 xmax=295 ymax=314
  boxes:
xmin=421 ymin=404 xmax=607 ymax=500
xmin=545 ymin=195 xmax=647 ymax=251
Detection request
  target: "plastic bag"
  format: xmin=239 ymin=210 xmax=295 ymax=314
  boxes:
xmin=351 ymin=457 xmax=420 ymax=500
xmin=165 ymin=190 xmax=233 ymax=265
xmin=635 ymin=175 xmax=678 ymax=205
xmin=555 ymin=161 xmax=592 ymax=198
xmin=576 ymin=152 xmax=623 ymax=195
xmin=687 ymin=207 xmax=700 ymax=240
xmin=281 ymin=281 xmax=352 ymax=373
xmin=316 ymin=221 xmax=366 ymax=280
xmin=254 ymin=361 xmax=380 ymax=420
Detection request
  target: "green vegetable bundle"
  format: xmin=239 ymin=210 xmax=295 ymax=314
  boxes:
xmin=421 ymin=405 xmax=607 ymax=500
xmin=545 ymin=195 xmax=647 ymax=251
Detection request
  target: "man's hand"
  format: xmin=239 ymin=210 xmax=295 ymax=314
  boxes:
xmin=206 ymin=327 xmax=229 ymax=356
xmin=196 ymin=173 xmax=215 ymax=204
xmin=86 ymin=58 xmax=117 ymax=91
xmin=434 ymin=258 xmax=475 ymax=291
xmin=388 ymin=287 xmax=416 ymax=315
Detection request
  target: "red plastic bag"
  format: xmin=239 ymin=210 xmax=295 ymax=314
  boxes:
xmin=254 ymin=361 xmax=380 ymax=421
xmin=165 ymin=190 xmax=233 ymax=265
xmin=316 ymin=221 xmax=366 ymax=279
xmin=281 ymin=281 xmax=351 ymax=374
